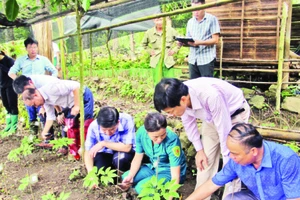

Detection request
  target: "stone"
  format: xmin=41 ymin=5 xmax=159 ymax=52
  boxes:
xmin=281 ymin=97 xmax=300 ymax=114
xmin=265 ymin=84 xmax=277 ymax=98
xmin=249 ymin=95 xmax=265 ymax=109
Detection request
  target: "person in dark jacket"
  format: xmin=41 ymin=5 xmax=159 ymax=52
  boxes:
xmin=0 ymin=50 xmax=18 ymax=134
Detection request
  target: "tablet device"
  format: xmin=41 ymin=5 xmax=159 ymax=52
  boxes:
xmin=175 ymin=36 xmax=194 ymax=44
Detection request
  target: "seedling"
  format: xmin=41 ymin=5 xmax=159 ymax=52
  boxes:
xmin=69 ymin=169 xmax=81 ymax=181
xmin=83 ymin=166 xmax=117 ymax=190
xmin=18 ymin=173 xmax=38 ymax=191
xmin=50 ymin=138 xmax=74 ymax=150
xmin=41 ymin=191 xmax=71 ymax=200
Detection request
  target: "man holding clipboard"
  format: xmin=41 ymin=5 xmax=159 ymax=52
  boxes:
xmin=179 ymin=0 xmax=220 ymax=79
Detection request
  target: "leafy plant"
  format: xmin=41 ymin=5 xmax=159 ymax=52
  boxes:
xmin=138 ymin=176 xmax=181 ymax=200
xmin=7 ymin=136 xmax=39 ymax=162
xmin=50 ymin=138 xmax=74 ymax=150
xmin=18 ymin=173 xmax=38 ymax=191
xmin=83 ymin=166 xmax=117 ymax=190
xmin=41 ymin=191 xmax=71 ymax=200
xmin=69 ymin=169 xmax=81 ymax=181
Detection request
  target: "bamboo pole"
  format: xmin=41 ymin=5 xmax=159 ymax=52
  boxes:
xmin=106 ymin=29 xmax=114 ymax=76
xmin=57 ymin=17 xmax=66 ymax=79
xmin=239 ymin=0 xmax=244 ymax=59
xmin=157 ymin=17 xmax=166 ymax=84
xmin=276 ymin=2 xmax=288 ymax=111
xmin=53 ymin=0 xmax=242 ymax=41
xmin=89 ymin=33 xmax=93 ymax=76
xmin=257 ymin=128 xmax=300 ymax=141
xmin=276 ymin=0 xmax=283 ymax=60
xmin=219 ymin=37 xmax=223 ymax=79
xmin=75 ymin=0 xmax=85 ymax=159
xmin=282 ymin=0 xmax=292 ymax=89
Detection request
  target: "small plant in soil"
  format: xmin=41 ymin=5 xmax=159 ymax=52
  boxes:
xmin=69 ymin=169 xmax=81 ymax=181
xmin=7 ymin=136 xmax=39 ymax=162
xmin=18 ymin=173 xmax=38 ymax=191
xmin=138 ymin=176 xmax=181 ymax=200
xmin=83 ymin=166 xmax=118 ymax=190
xmin=41 ymin=191 xmax=71 ymax=200
xmin=50 ymin=138 xmax=74 ymax=150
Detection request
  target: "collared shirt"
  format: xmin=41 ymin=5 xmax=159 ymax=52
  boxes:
xmin=186 ymin=13 xmax=220 ymax=65
xmin=38 ymin=80 xmax=80 ymax=120
xmin=29 ymin=74 xmax=59 ymax=88
xmin=135 ymin=126 xmax=187 ymax=178
xmin=9 ymin=54 xmax=58 ymax=77
xmin=142 ymin=26 xmax=180 ymax=68
xmin=212 ymin=141 xmax=300 ymax=200
xmin=85 ymin=113 xmax=136 ymax=153
xmin=181 ymin=77 xmax=245 ymax=156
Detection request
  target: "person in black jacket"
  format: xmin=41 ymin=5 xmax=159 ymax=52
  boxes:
xmin=0 ymin=50 xmax=18 ymax=134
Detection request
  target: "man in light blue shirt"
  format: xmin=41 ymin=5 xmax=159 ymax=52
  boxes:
xmin=8 ymin=37 xmax=58 ymax=135
xmin=186 ymin=123 xmax=300 ymax=200
xmin=85 ymin=106 xmax=135 ymax=173
xmin=185 ymin=0 xmax=220 ymax=79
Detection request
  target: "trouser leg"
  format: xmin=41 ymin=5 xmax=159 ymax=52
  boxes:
xmin=195 ymin=121 xmax=220 ymax=200
xmin=189 ymin=62 xmax=201 ymax=79
xmin=197 ymin=59 xmax=216 ymax=77
xmin=94 ymin=152 xmax=114 ymax=170
xmin=6 ymin=86 xmax=18 ymax=115
xmin=112 ymin=150 xmax=135 ymax=172
xmin=223 ymin=189 xmax=258 ymax=200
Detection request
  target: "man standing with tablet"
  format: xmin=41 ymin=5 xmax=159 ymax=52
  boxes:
xmin=184 ymin=0 xmax=220 ymax=79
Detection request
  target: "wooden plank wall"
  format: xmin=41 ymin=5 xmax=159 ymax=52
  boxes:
xmin=291 ymin=4 xmax=300 ymax=53
xmin=206 ymin=0 xmax=279 ymax=62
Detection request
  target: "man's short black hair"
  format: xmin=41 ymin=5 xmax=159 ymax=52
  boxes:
xmin=229 ymin=123 xmax=263 ymax=150
xmin=13 ymin=75 xmax=32 ymax=94
xmin=154 ymin=78 xmax=189 ymax=112
xmin=97 ymin=106 xmax=119 ymax=128
xmin=191 ymin=0 xmax=205 ymax=4
xmin=144 ymin=112 xmax=167 ymax=132
xmin=24 ymin=37 xmax=38 ymax=48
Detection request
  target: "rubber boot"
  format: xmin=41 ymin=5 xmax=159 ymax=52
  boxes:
xmin=1 ymin=114 xmax=11 ymax=134
xmin=8 ymin=115 xmax=18 ymax=134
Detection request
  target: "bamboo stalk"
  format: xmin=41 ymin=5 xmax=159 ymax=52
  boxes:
xmin=257 ymin=128 xmax=300 ymax=141
xmin=53 ymin=0 xmax=242 ymax=41
xmin=89 ymin=33 xmax=93 ymax=76
xmin=106 ymin=29 xmax=114 ymax=76
xmin=276 ymin=2 xmax=288 ymax=111
xmin=157 ymin=17 xmax=166 ymax=84
xmin=239 ymin=0 xmax=244 ymax=59
xmin=282 ymin=0 xmax=292 ymax=89
xmin=276 ymin=0 xmax=283 ymax=60
xmin=219 ymin=37 xmax=223 ymax=79
xmin=57 ymin=17 xmax=66 ymax=79
xmin=75 ymin=0 xmax=85 ymax=159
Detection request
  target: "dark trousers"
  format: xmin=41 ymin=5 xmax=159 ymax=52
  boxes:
xmin=94 ymin=151 xmax=135 ymax=172
xmin=1 ymin=86 xmax=18 ymax=115
xmin=189 ymin=59 xmax=216 ymax=79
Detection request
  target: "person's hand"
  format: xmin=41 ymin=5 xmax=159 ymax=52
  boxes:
xmin=56 ymin=113 xmax=65 ymax=125
xmin=89 ymin=142 xmax=105 ymax=158
xmin=168 ymin=50 xmax=175 ymax=56
xmin=150 ymin=50 xmax=156 ymax=56
xmin=71 ymin=105 xmax=80 ymax=116
xmin=195 ymin=149 xmax=208 ymax=171
xmin=177 ymin=41 xmax=183 ymax=47
xmin=122 ymin=175 xmax=133 ymax=185
xmin=188 ymin=41 xmax=197 ymax=47
xmin=38 ymin=107 xmax=46 ymax=117
xmin=41 ymin=132 xmax=52 ymax=140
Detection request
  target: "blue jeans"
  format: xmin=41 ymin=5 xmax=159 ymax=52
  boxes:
xmin=223 ymin=189 xmax=258 ymax=200
xmin=26 ymin=105 xmax=41 ymax=122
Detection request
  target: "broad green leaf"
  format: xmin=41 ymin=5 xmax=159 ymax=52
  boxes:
xmin=82 ymin=0 xmax=90 ymax=11
xmin=5 ymin=0 xmax=19 ymax=21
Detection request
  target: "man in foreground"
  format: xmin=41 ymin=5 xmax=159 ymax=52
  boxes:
xmin=186 ymin=123 xmax=300 ymax=200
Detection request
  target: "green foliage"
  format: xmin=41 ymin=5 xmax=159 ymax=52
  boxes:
xmin=134 ymin=111 xmax=148 ymax=129
xmin=41 ymin=191 xmax=71 ymax=200
xmin=281 ymin=85 xmax=299 ymax=98
xmin=98 ymin=167 xmax=118 ymax=186
xmin=284 ymin=142 xmax=300 ymax=153
xmin=18 ymin=175 xmax=30 ymax=191
xmin=50 ymin=138 xmax=74 ymax=151
xmin=5 ymin=0 xmax=19 ymax=21
xmin=83 ymin=167 xmax=99 ymax=190
xmin=83 ymin=166 xmax=117 ymax=190
xmin=7 ymin=136 xmax=39 ymax=162
xmin=69 ymin=169 xmax=80 ymax=181
xmin=138 ymin=176 xmax=181 ymax=200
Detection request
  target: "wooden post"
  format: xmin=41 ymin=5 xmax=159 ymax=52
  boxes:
xmin=239 ymin=0 xmax=244 ymax=59
xmin=57 ymin=17 xmax=67 ymax=79
xmin=282 ymin=0 xmax=292 ymax=89
xmin=89 ymin=33 xmax=93 ymax=76
xmin=106 ymin=29 xmax=114 ymax=76
xmin=75 ymin=0 xmax=85 ymax=156
xmin=276 ymin=2 xmax=288 ymax=111
xmin=157 ymin=17 xmax=167 ymax=84
xmin=130 ymin=31 xmax=136 ymax=60
xmin=219 ymin=37 xmax=223 ymax=79
xmin=276 ymin=0 xmax=283 ymax=60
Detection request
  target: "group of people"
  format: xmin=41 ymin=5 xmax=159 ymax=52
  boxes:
xmin=1 ymin=0 xmax=300 ymax=199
